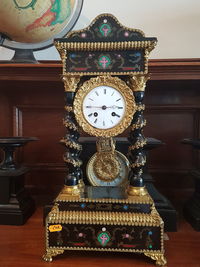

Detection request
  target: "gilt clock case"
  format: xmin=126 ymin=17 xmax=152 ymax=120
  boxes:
xmin=43 ymin=13 xmax=166 ymax=266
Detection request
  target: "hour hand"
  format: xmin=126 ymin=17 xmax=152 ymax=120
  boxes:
xmin=85 ymin=105 xmax=101 ymax=108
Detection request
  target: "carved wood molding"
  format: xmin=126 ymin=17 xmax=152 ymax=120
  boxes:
xmin=0 ymin=59 xmax=199 ymax=82
xmin=0 ymin=62 xmax=62 ymax=82
xmin=149 ymin=59 xmax=200 ymax=80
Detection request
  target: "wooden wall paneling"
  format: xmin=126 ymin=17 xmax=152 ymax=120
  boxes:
xmin=145 ymin=106 xmax=195 ymax=168
xmin=4 ymin=79 xmax=67 ymax=197
xmin=144 ymin=106 xmax=198 ymax=190
xmin=144 ymin=78 xmax=200 ymax=192
xmin=0 ymin=89 xmax=13 ymax=137
xmin=0 ymin=92 xmax=7 ymax=135
xmin=13 ymin=105 xmax=64 ymax=161
xmin=13 ymin=104 xmax=66 ymax=195
xmin=146 ymin=80 xmax=200 ymax=106
xmin=149 ymin=59 xmax=200 ymax=80
xmin=0 ymin=88 xmax=15 ymax=163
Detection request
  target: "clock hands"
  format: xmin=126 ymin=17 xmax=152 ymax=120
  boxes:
xmin=86 ymin=105 xmax=123 ymax=109
xmin=111 ymin=112 xmax=121 ymax=118
xmin=87 ymin=105 xmax=122 ymax=123
xmin=86 ymin=105 xmax=103 ymax=109
xmin=111 ymin=105 xmax=123 ymax=109
xmin=88 ymin=111 xmax=120 ymax=121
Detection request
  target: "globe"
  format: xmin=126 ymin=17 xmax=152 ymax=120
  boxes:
xmin=0 ymin=0 xmax=83 ymax=62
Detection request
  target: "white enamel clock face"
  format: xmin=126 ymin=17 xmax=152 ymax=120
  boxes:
xmin=82 ymin=85 xmax=126 ymax=130
xmin=73 ymin=76 xmax=136 ymax=137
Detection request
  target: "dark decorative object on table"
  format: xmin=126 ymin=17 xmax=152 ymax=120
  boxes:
xmin=181 ymin=138 xmax=200 ymax=231
xmin=0 ymin=137 xmax=37 ymax=225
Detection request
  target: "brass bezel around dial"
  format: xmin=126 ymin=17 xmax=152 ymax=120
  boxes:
xmin=73 ymin=76 xmax=136 ymax=137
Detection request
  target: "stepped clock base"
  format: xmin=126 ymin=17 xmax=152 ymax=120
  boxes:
xmin=43 ymin=186 xmax=166 ymax=266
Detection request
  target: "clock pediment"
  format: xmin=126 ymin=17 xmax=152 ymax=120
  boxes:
xmin=54 ymin=13 xmax=157 ymax=75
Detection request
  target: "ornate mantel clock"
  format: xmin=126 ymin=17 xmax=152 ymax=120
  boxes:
xmin=43 ymin=14 xmax=167 ymax=266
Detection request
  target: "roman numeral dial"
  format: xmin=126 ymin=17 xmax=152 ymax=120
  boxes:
xmin=83 ymin=85 xmax=126 ymax=130
xmin=73 ymin=76 xmax=136 ymax=137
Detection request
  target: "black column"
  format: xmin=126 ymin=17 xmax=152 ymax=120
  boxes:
xmin=61 ymin=91 xmax=83 ymax=186
xmin=128 ymin=91 xmax=146 ymax=188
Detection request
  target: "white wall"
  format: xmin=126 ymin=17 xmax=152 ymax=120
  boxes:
xmin=0 ymin=0 xmax=200 ymax=60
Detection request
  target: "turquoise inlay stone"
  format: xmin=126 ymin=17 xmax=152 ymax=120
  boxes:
xmin=70 ymin=54 xmax=76 ymax=58
xmin=97 ymin=232 xmax=110 ymax=246
xmin=99 ymin=23 xmax=111 ymax=37
xmin=123 ymin=205 xmax=129 ymax=210
xmin=98 ymin=55 xmax=111 ymax=69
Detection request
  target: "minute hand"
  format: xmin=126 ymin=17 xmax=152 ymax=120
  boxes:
xmin=106 ymin=105 xmax=123 ymax=109
xmin=85 ymin=106 xmax=103 ymax=108
xmin=85 ymin=105 xmax=123 ymax=109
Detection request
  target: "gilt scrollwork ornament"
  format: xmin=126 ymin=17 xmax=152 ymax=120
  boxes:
xmin=136 ymin=104 xmax=145 ymax=111
xmin=87 ymin=138 xmax=130 ymax=186
xmin=58 ymin=48 xmax=67 ymax=74
xmin=64 ymin=105 xmax=73 ymax=112
xmin=61 ymin=185 xmax=81 ymax=196
xmin=129 ymin=75 xmax=150 ymax=92
xmin=61 ymin=137 xmax=82 ymax=151
xmin=144 ymin=252 xmax=167 ymax=266
xmin=62 ymin=75 xmax=80 ymax=92
xmin=93 ymin=153 xmax=120 ymax=181
xmin=93 ymin=138 xmax=120 ymax=181
xmin=43 ymin=249 xmax=64 ymax=262
xmin=129 ymin=137 xmax=147 ymax=150
xmin=63 ymin=119 xmax=78 ymax=131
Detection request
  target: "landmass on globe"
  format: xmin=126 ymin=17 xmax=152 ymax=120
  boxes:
xmin=0 ymin=0 xmax=76 ymax=43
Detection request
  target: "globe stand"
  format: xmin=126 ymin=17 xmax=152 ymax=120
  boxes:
xmin=11 ymin=49 xmax=38 ymax=64
xmin=0 ymin=49 xmax=38 ymax=64
xmin=0 ymin=137 xmax=37 ymax=225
